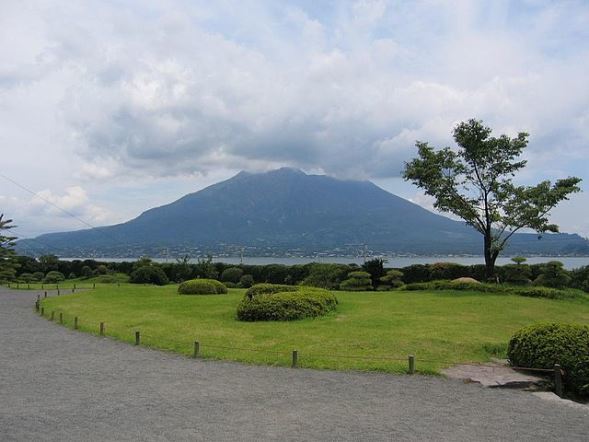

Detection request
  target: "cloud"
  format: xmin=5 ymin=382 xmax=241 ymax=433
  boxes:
xmin=1 ymin=0 xmax=588 ymax=236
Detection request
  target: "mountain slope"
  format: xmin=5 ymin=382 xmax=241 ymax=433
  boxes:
xmin=17 ymin=168 xmax=589 ymax=257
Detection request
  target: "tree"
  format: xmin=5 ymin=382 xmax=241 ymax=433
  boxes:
xmin=403 ymin=119 xmax=582 ymax=278
xmin=0 ymin=214 xmax=18 ymax=282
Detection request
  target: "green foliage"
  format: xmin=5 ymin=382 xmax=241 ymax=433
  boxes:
xmin=81 ymin=266 xmax=93 ymax=278
xmin=178 ymin=278 xmax=227 ymax=295
xmin=0 ymin=214 xmax=18 ymax=282
xmin=43 ymin=271 xmax=65 ymax=284
xmin=245 ymin=283 xmax=298 ymax=299
xmin=403 ymin=119 xmax=582 ymax=277
xmin=511 ymin=256 xmax=527 ymax=265
xmin=32 ymin=272 xmax=44 ymax=281
xmin=18 ymin=273 xmax=36 ymax=283
xmin=130 ymin=266 xmax=169 ymax=286
xmin=194 ymin=256 xmax=218 ymax=279
xmin=96 ymin=265 xmax=108 ymax=275
xmin=340 ymin=271 xmax=373 ymax=291
xmin=239 ymin=274 xmax=254 ymax=288
xmin=380 ymin=269 xmax=404 ymax=289
xmin=38 ymin=255 xmax=59 ymax=272
xmin=503 ymin=263 xmax=532 ymax=285
xmin=514 ymin=287 xmax=580 ymax=300
xmin=220 ymin=267 xmax=244 ymax=284
xmin=68 ymin=272 xmax=77 ymax=279
xmin=534 ymin=261 xmax=571 ymax=289
xmin=362 ymin=258 xmax=386 ymax=288
xmin=90 ymin=273 xmax=130 ymax=284
xmin=508 ymin=323 xmax=589 ymax=396
xmin=237 ymin=286 xmax=337 ymax=321
xmin=301 ymin=263 xmax=350 ymax=289
xmin=570 ymin=266 xmax=589 ymax=293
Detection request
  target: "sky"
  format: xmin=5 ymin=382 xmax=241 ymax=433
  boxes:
xmin=1 ymin=0 xmax=588 ymax=239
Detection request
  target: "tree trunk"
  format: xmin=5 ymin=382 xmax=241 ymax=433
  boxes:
xmin=483 ymin=234 xmax=498 ymax=280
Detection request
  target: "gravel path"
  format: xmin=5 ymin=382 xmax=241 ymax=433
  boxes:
xmin=1 ymin=288 xmax=587 ymax=441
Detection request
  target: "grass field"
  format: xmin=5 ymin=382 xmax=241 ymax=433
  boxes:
xmin=38 ymin=284 xmax=589 ymax=374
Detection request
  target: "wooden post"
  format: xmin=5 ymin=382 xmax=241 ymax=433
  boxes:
xmin=100 ymin=322 xmax=105 ymax=336
xmin=554 ymin=364 xmax=563 ymax=397
xmin=27 ymin=284 xmax=30 ymax=289
xmin=44 ymin=291 xmax=47 ymax=298
xmin=50 ymin=311 xmax=55 ymax=321
xmin=35 ymin=299 xmax=39 ymax=312
xmin=93 ymin=283 xmax=96 ymax=289
xmin=57 ymin=289 xmax=60 ymax=296
xmin=41 ymin=307 xmax=44 ymax=316
xmin=292 ymin=350 xmax=298 ymax=368
xmin=408 ymin=355 xmax=415 ymax=374
xmin=193 ymin=341 xmax=200 ymax=358
xmin=74 ymin=316 xmax=79 ymax=330
xmin=59 ymin=312 xmax=63 ymax=324
xmin=71 ymin=288 xmax=75 ymax=293
xmin=135 ymin=331 xmax=140 ymax=346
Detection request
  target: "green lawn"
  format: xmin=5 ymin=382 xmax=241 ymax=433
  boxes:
xmin=39 ymin=284 xmax=589 ymax=374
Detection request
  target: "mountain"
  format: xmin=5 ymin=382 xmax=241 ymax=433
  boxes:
xmin=17 ymin=168 xmax=589 ymax=257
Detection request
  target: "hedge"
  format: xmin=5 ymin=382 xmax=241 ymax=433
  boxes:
xmin=178 ymin=278 xmax=228 ymax=295
xmin=245 ymin=283 xmax=298 ymax=299
xmin=237 ymin=284 xmax=337 ymax=321
xmin=508 ymin=323 xmax=589 ymax=396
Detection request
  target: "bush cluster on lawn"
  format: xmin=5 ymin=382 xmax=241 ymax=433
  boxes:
xmin=339 ymin=271 xmax=373 ymax=291
xmin=404 ymin=280 xmax=585 ymax=300
xmin=178 ymin=278 xmax=228 ymax=295
xmin=508 ymin=323 xmax=589 ymax=396
xmin=130 ymin=266 xmax=169 ymax=286
xmin=237 ymin=284 xmax=337 ymax=321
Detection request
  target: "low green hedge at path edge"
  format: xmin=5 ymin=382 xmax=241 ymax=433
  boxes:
xmin=40 ymin=284 xmax=589 ymax=374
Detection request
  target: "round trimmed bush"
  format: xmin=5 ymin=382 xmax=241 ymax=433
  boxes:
xmin=237 ymin=284 xmax=337 ymax=321
xmin=178 ymin=278 xmax=228 ymax=295
xmin=221 ymin=267 xmax=243 ymax=284
xmin=43 ymin=271 xmax=65 ymax=284
xmin=130 ymin=266 xmax=169 ymax=286
xmin=508 ymin=323 xmax=589 ymax=396
xmin=340 ymin=271 xmax=372 ymax=291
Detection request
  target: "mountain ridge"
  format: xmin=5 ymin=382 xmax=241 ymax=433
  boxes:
xmin=17 ymin=168 xmax=589 ymax=257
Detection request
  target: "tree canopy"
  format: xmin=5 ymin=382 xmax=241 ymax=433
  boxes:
xmin=403 ymin=119 xmax=582 ymax=277
xmin=0 ymin=214 xmax=18 ymax=282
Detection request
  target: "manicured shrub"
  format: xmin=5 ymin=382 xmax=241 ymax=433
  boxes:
xmin=92 ymin=273 xmax=130 ymax=284
xmin=221 ymin=267 xmax=243 ymax=284
xmin=237 ymin=285 xmax=337 ymax=321
xmin=245 ymin=283 xmax=297 ymax=299
xmin=514 ymin=287 xmax=580 ymax=300
xmin=18 ymin=273 xmax=35 ymax=283
xmin=301 ymin=263 xmax=350 ymax=289
xmin=178 ymin=278 xmax=227 ymax=295
xmin=533 ymin=261 xmax=571 ymax=289
xmin=404 ymin=280 xmax=505 ymax=293
xmin=68 ymin=272 xmax=77 ymax=279
xmin=81 ymin=266 xmax=93 ymax=278
xmin=129 ymin=266 xmax=169 ymax=286
xmin=340 ymin=271 xmax=373 ymax=291
xmin=32 ymin=272 xmax=45 ymax=281
xmin=508 ymin=323 xmax=589 ymax=396
xmin=239 ymin=274 xmax=254 ymax=288
xmin=43 ymin=271 xmax=65 ymax=284
xmin=503 ymin=264 xmax=532 ymax=285
xmin=380 ymin=269 xmax=404 ymax=289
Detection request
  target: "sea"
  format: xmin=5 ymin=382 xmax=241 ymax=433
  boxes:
xmin=63 ymin=256 xmax=589 ymax=270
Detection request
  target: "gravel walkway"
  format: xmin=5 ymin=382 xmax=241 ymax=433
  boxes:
xmin=1 ymin=288 xmax=587 ymax=441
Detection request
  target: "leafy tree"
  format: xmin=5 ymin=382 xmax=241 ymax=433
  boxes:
xmin=533 ymin=261 xmax=571 ymax=288
xmin=380 ymin=269 xmax=404 ymax=289
xmin=362 ymin=258 xmax=386 ymax=288
xmin=221 ymin=267 xmax=243 ymax=284
xmin=194 ymin=255 xmax=218 ymax=279
xmin=0 ymin=214 xmax=18 ymax=282
xmin=38 ymin=255 xmax=59 ymax=272
xmin=239 ymin=274 xmax=254 ymax=288
xmin=340 ymin=271 xmax=373 ymax=291
xmin=43 ymin=271 xmax=65 ymax=283
xmin=130 ymin=266 xmax=169 ymax=285
xmin=403 ymin=119 xmax=582 ymax=278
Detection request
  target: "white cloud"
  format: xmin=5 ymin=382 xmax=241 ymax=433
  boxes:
xmin=1 ymin=0 xmax=588 ymax=236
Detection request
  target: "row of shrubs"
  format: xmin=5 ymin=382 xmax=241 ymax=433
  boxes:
xmin=10 ymin=255 xmax=589 ymax=293
xmin=176 ymin=280 xmax=338 ymax=321
xmin=403 ymin=280 xmax=584 ymax=300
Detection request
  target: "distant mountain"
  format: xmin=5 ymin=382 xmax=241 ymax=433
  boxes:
xmin=17 ymin=168 xmax=589 ymax=257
